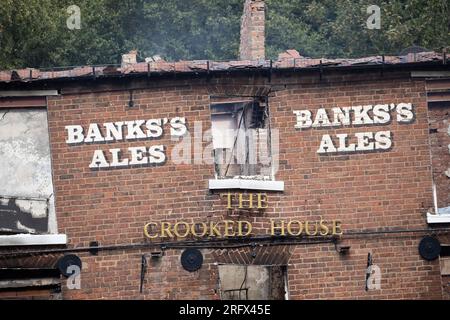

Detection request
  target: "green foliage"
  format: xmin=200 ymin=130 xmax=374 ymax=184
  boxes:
xmin=0 ymin=0 xmax=64 ymax=69
xmin=139 ymin=0 xmax=242 ymax=61
xmin=266 ymin=0 xmax=449 ymax=58
xmin=0 ymin=0 xmax=448 ymax=69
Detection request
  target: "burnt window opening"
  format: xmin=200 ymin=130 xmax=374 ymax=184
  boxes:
xmin=0 ymin=108 xmax=56 ymax=236
xmin=210 ymin=98 xmax=274 ymax=179
xmin=0 ymin=197 xmax=49 ymax=235
xmin=440 ymin=245 xmax=450 ymax=277
xmin=441 ymin=245 xmax=450 ymax=257
xmin=0 ymin=268 xmax=62 ymax=299
xmin=218 ymin=265 xmax=288 ymax=300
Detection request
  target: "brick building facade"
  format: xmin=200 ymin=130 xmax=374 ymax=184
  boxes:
xmin=0 ymin=0 xmax=449 ymax=300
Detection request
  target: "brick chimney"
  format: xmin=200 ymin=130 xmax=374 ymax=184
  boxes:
xmin=239 ymin=0 xmax=265 ymax=60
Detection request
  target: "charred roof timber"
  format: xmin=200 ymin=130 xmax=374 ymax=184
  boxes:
xmin=0 ymin=51 xmax=448 ymax=88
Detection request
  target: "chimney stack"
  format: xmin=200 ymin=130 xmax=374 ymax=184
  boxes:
xmin=239 ymin=0 xmax=265 ymax=60
xmin=121 ymin=50 xmax=138 ymax=68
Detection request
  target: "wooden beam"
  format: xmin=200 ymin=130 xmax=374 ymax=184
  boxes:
xmin=441 ymin=257 xmax=450 ymax=276
xmin=426 ymin=79 xmax=450 ymax=91
xmin=427 ymin=91 xmax=450 ymax=103
xmin=0 ymin=277 xmax=60 ymax=289
xmin=412 ymin=71 xmax=450 ymax=78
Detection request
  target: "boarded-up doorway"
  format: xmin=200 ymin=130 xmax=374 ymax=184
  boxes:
xmin=218 ymin=264 xmax=287 ymax=300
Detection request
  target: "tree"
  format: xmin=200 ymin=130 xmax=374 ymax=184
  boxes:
xmin=0 ymin=0 xmax=65 ymax=69
xmin=0 ymin=0 xmax=448 ymax=69
xmin=266 ymin=0 xmax=450 ymax=59
xmin=139 ymin=0 xmax=242 ymax=61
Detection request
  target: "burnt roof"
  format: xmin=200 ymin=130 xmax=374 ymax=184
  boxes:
xmin=0 ymin=51 xmax=446 ymax=84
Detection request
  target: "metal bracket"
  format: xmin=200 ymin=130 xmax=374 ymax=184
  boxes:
xmin=319 ymin=60 xmax=323 ymax=81
xmin=250 ymin=242 xmax=257 ymax=259
xmin=128 ymin=90 xmax=134 ymax=108
xmin=267 ymin=59 xmax=273 ymax=83
xmin=139 ymin=254 xmax=148 ymax=293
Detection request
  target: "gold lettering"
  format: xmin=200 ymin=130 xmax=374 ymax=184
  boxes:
xmin=305 ymin=221 xmax=318 ymax=236
xmin=287 ymin=220 xmax=303 ymax=236
xmin=191 ymin=222 xmax=208 ymax=237
xmin=173 ymin=222 xmax=190 ymax=238
xmin=143 ymin=222 xmax=158 ymax=239
xmin=223 ymin=220 xmax=236 ymax=237
xmin=257 ymin=193 xmax=268 ymax=209
xmin=332 ymin=220 xmax=343 ymax=236
xmin=161 ymin=222 xmax=173 ymax=238
xmin=237 ymin=221 xmax=252 ymax=236
xmin=238 ymin=193 xmax=244 ymax=208
xmin=222 ymin=192 xmax=233 ymax=209
xmin=270 ymin=220 xmax=285 ymax=236
xmin=144 ymin=219 xmax=342 ymax=240
xmin=209 ymin=221 xmax=222 ymax=237
xmin=238 ymin=193 xmax=253 ymax=209
xmin=319 ymin=217 xmax=329 ymax=236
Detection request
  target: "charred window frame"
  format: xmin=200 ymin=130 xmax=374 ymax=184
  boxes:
xmin=210 ymin=97 xmax=274 ymax=180
xmin=218 ymin=264 xmax=288 ymax=300
xmin=0 ymin=91 xmax=66 ymax=246
xmin=0 ymin=108 xmax=56 ymax=236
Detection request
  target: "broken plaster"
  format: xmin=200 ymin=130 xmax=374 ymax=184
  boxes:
xmin=0 ymin=110 xmax=9 ymax=121
xmin=0 ymin=109 xmax=56 ymax=233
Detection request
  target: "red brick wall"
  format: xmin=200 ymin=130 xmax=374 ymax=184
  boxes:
xmin=44 ymin=70 xmax=446 ymax=300
xmin=270 ymin=72 xmax=442 ymax=299
xmin=57 ymin=249 xmax=219 ymax=300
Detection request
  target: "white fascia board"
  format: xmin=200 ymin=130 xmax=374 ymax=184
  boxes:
xmin=0 ymin=90 xmax=59 ymax=97
xmin=427 ymin=212 xmax=450 ymax=224
xmin=209 ymin=179 xmax=284 ymax=191
xmin=0 ymin=234 xmax=67 ymax=246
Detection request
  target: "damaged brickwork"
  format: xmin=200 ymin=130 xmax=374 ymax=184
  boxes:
xmin=26 ymin=68 xmax=443 ymax=300
xmin=239 ymin=0 xmax=265 ymax=60
xmin=0 ymin=0 xmax=449 ymax=301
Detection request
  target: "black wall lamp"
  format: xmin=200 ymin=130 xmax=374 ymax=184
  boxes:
xmin=89 ymin=241 xmax=99 ymax=255
xmin=418 ymin=236 xmax=441 ymax=261
xmin=57 ymin=254 xmax=82 ymax=277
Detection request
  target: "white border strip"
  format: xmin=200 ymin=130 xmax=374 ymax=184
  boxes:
xmin=0 ymin=234 xmax=67 ymax=246
xmin=209 ymin=179 xmax=284 ymax=191
xmin=0 ymin=90 xmax=58 ymax=97
xmin=427 ymin=212 xmax=450 ymax=224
